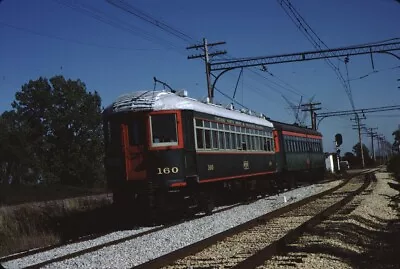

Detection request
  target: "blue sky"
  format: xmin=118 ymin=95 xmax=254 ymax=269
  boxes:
xmin=0 ymin=0 xmax=399 ymax=154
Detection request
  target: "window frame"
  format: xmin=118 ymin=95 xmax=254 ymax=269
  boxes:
xmin=148 ymin=110 xmax=183 ymax=150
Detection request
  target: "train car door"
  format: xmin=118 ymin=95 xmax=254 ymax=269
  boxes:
xmin=121 ymin=116 xmax=147 ymax=181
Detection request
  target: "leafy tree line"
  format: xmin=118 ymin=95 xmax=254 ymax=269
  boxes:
xmin=0 ymin=76 xmax=104 ymax=187
xmin=341 ymin=127 xmax=400 ymax=172
xmin=393 ymin=127 xmax=400 ymax=154
xmin=341 ymin=142 xmax=374 ymax=167
xmin=388 ymin=126 xmax=400 ymax=178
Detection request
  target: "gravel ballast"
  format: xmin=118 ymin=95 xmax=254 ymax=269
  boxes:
xmin=2 ymin=180 xmax=341 ymax=269
xmin=260 ymin=170 xmax=400 ymax=269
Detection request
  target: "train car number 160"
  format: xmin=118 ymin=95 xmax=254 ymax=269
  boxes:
xmin=156 ymin=167 xmax=179 ymax=175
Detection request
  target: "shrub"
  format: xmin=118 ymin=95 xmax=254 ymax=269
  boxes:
xmin=387 ymin=154 xmax=400 ymax=180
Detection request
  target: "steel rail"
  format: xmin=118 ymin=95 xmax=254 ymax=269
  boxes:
xmin=0 ymin=201 xmax=251 ymax=269
xmin=135 ymin=169 xmax=377 ymax=269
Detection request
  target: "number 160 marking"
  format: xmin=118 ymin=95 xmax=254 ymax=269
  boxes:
xmin=157 ymin=167 xmax=179 ymax=175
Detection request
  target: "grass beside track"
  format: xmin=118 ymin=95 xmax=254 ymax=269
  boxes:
xmin=0 ymin=194 xmax=112 ymax=257
xmin=0 ymin=170 xmax=351 ymax=259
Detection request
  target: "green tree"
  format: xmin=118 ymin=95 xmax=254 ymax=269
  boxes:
xmin=2 ymin=76 xmax=104 ymax=186
xmin=393 ymin=128 xmax=400 ymax=153
xmin=352 ymin=142 xmax=374 ymax=166
xmin=342 ymin=152 xmax=356 ymax=166
xmin=0 ymin=111 xmax=30 ymax=184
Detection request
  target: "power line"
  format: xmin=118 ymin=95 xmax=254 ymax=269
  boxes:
xmin=106 ymin=0 xmax=193 ymax=43
xmin=349 ymin=65 xmax=400 ymax=81
xmin=317 ymin=105 xmax=400 ymax=117
xmin=50 ymin=0 xmax=180 ymax=50
xmin=104 ymin=0 xmax=308 ymax=103
xmin=0 ymin=22 xmax=158 ymax=51
xmin=277 ymin=0 xmax=356 ymax=110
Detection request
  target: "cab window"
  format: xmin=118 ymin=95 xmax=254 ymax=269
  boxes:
xmin=150 ymin=114 xmax=178 ymax=146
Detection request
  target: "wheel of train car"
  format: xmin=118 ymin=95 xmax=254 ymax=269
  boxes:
xmin=198 ymin=191 xmax=215 ymax=215
xmin=287 ymin=173 xmax=296 ymax=190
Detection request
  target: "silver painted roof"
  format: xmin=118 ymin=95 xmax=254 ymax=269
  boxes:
xmin=104 ymin=90 xmax=273 ymax=128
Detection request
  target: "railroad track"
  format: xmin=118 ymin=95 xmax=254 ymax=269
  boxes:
xmin=0 ymin=200 xmax=253 ymax=269
xmin=0 ymin=169 xmax=374 ymax=268
xmin=135 ymin=171 xmax=375 ymax=269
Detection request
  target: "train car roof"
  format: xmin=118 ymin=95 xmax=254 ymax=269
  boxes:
xmin=270 ymin=120 xmax=323 ymax=137
xmin=103 ymin=90 xmax=274 ymax=128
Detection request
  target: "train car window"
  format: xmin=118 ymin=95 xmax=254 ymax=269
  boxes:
xmin=256 ymin=136 xmax=260 ymax=151
xmin=230 ymin=133 xmax=236 ymax=149
xmin=270 ymin=138 xmax=274 ymax=152
xmin=204 ymin=129 xmax=211 ymax=149
xmin=248 ymin=136 xmax=253 ymax=150
xmin=242 ymin=141 xmax=247 ymax=151
xmin=128 ymin=120 xmax=143 ymax=146
xmin=292 ymin=138 xmax=296 ymax=152
xmin=150 ymin=114 xmax=178 ymax=146
xmin=195 ymin=119 xmax=203 ymax=127
xmin=196 ymin=128 xmax=204 ymax=149
xmin=226 ymin=132 xmax=231 ymax=149
xmin=259 ymin=137 xmax=264 ymax=151
xmin=236 ymin=134 xmax=242 ymax=150
xmin=272 ymin=138 xmax=275 ymax=152
xmin=212 ymin=130 xmax=218 ymax=149
xmin=218 ymin=131 xmax=225 ymax=149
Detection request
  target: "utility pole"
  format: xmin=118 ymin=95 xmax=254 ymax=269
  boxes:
xmin=380 ymin=135 xmax=388 ymax=163
xmin=187 ymin=39 xmax=226 ymax=103
xmin=376 ymin=135 xmax=382 ymax=164
xmin=366 ymin=128 xmax=378 ymax=161
xmin=301 ymin=102 xmax=321 ymax=130
xmin=351 ymin=113 xmax=366 ymax=168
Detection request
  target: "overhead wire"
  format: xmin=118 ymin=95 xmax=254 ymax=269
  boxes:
xmin=103 ymin=0 xmax=309 ymax=105
xmin=0 ymin=21 xmax=158 ymax=51
xmin=349 ymin=65 xmax=400 ymax=81
xmin=50 ymin=0 xmax=180 ymax=51
xmin=277 ymin=0 xmax=357 ymax=111
xmin=105 ymin=0 xmax=193 ymax=43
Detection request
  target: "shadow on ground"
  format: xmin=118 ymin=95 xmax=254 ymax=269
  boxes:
xmin=276 ymin=179 xmax=400 ymax=268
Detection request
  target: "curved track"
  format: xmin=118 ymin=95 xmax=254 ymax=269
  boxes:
xmin=135 ymin=171 xmax=375 ymax=269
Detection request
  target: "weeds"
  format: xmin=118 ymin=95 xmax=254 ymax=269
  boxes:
xmin=0 ymin=195 xmax=112 ymax=257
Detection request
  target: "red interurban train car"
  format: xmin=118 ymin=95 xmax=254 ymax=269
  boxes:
xmin=103 ymin=90 xmax=325 ymax=214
